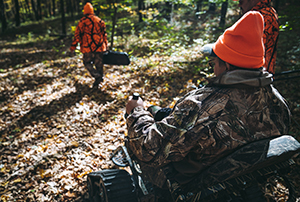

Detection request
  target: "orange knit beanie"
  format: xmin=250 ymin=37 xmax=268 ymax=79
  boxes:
xmin=84 ymin=3 xmax=94 ymax=15
xmin=213 ymin=11 xmax=265 ymax=69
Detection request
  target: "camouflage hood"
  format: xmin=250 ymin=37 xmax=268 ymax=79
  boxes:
xmin=209 ymin=68 xmax=273 ymax=87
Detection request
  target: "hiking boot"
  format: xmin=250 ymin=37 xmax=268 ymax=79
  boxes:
xmin=92 ymin=77 xmax=103 ymax=88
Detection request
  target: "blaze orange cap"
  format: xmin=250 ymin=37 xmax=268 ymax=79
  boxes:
xmin=84 ymin=3 xmax=94 ymax=15
xmin=213 ymin=11 xmax=265 ymax=69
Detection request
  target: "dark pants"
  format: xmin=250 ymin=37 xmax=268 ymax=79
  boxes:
xmin=83 ymin=52 xmax=104 ymax=82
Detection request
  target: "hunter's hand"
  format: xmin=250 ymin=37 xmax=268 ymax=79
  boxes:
xmin=126 ymin=96 xmax=144 ymax=115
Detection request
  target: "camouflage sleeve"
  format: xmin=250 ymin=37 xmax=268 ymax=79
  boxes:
xmin=126 ymin=93 xmax=224 ymax=167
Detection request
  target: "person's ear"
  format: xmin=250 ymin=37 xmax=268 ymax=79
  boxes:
xmin=225 ymin=62 xmax=231 ymax=71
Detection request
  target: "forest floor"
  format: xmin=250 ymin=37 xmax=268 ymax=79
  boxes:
xmin=1 ymin=9 xmax=300 ymax=202
xmin=0 ymin=33 xmax=209 ymax=201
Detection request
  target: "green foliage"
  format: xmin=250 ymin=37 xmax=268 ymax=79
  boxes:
xmin=276 ymin=2 xmax=300 ymax=72
xmin=12 ymin=128 xmax=21 ymax=133
xmin=279 ymin=20 xmax=291 ymax=31
xmin=14 ymin=32 xmax=51 ymax=44
xmin=146 ymin=0 xmax=194 ymax=5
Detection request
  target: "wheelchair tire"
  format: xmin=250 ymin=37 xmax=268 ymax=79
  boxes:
xmin=88 ymin=169 xmax=138 ymax=202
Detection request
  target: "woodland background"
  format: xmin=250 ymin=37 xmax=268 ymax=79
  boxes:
xmin=0 ymin=0 xmax=300 ymax=201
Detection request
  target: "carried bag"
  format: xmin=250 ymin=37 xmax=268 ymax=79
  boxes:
xmin=103 ymin=50 xmax=130 ymax=65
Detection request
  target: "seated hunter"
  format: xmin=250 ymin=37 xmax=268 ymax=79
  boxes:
xmin=125 ymin=11 xmax=290 ymax=190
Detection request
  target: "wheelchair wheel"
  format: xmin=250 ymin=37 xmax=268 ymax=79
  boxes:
xmin=88 ymin=169 xmax=138 ymax=202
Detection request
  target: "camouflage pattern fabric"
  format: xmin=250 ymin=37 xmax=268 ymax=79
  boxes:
xmin=252 ymin=0 xmax=279 ymax=74
xmin=126 ymin=68 xmax=290 ymax=188
xmin=185 ymin=135 xmax=300 ymax=190
xmin=70 ymin=14 xmax=108 ymax=53
xmin=83 ymin=52 xmax=104 ymax=80
xmin=178 ymin=135 xmax=300 ymax=201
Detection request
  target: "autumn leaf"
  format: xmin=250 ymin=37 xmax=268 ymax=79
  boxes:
xmin=13 ymin=178 xmax=22 ymax=183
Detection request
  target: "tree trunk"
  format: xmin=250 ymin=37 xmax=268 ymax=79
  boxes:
xmin=66 ymin=0 xmax=70 ymax=13
xmin=110 ymin=4 xmax=117 ymax=49
xmin=67 ymin=0 xmax=73 ymax=18
xmin=138 ymin=0 xmax=144 ymax=22
xmin=170 ymin=3 xmax=174 ymax=24
xmin=163 ymin=2 xmax=172 ymax=21
xmin=76 ymin=0 xmax=80 ymax=13
xmin=0 ymin=0 xmax=7 ymax=32
xmin=72 ymin=0 xmax=77 ymax=14
xmin=219 ymin=0 xmax=228 ymax=28
xmin=52 ymin=0 xmax=55 ymax=16
xmin=37 ymin=0 xmax=41 ymax=20
xmin=208 ymin=3 xmax=216 ymax=12
xmin=14 ymin=0 xmax=20 ymax=26
xmin=31 ymin=0 xmax=39 ymax=20
xmin=196 ymin=0 xmax=203 ymax=12
xmin=48 ymin=1 xmax=51 ymax=17
xmin=60 ymin=0 xmax=66 ymax=36
xmin=42 ymin=0 xmax=48 ymax=18
xmin=76 ymin=0 xmax=81 ymax=13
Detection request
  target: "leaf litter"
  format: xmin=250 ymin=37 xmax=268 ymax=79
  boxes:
xmin=0 ymin=31 xmax=300 ymax=202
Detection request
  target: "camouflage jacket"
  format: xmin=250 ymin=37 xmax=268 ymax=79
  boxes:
xmin=70 ymin=14 xmax=108 ymax=53
xmin=126 ymin=68 xmax=290 ymax=187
